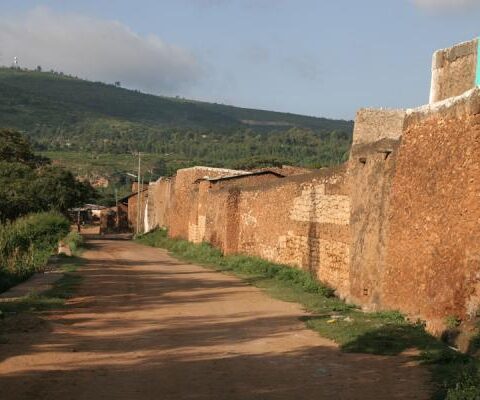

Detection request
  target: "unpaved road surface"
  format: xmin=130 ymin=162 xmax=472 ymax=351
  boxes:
xmin=0 ymin=238 xmax=431 ymax=399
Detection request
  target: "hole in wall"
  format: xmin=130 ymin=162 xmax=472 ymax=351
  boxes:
xmin=363 ymin=288 xmax=369 ymax=296
xmin=359 ymin=157 xmax=367 ymax=165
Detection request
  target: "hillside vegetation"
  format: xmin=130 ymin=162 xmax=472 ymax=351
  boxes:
xmin=0 ymin=129 xmax=96 ymax=221
xmin=0 ymin=67 xmax=353 ymax=173
xmin=0 ymin=212 xmax=70 ymax=293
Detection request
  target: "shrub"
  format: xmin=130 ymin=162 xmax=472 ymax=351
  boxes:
xmin=64 ymin=231 xmax=83 ymax=254
xmin=0 ymin=212 xmax=70 ymax=292
xmin=446 ymin=362 xmax=480 ymax=400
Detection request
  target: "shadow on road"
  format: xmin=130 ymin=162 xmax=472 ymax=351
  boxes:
xmin=0 ymin=236 xmax=431 ymax=400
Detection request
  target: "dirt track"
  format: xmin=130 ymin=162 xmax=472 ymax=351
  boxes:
xmin=0 ymin=237 xmax=431 ymax=399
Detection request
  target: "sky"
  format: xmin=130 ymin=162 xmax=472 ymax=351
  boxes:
xmin=1 ymin=0 xmax=480 ymax=120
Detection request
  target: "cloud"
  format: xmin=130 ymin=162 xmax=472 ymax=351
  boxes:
xmin=0 ymin=7 xmax=201 ymax=94
xmin=411 ymin=0 xmax=479 ymax=9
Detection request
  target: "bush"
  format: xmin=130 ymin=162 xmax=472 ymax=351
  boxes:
xmin=64 ymin=231 xmax=83 ymax=254
xmin=446 ymin=362 xmax=480 ymax=400
xmin=0 ymin=212 xmax=70 ymax=292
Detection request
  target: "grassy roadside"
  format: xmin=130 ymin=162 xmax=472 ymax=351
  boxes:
xmin=136 ymin=229 xmax=480 ymax=400
xmin=63 ymin=231 xmax=84 ymax=256
xmin=0 ymin=212 xmax=71 ymax=293
xmin=0 ymin=256 xmax=83 ymax=316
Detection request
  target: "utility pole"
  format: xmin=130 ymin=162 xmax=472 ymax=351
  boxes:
xmin=139 ymin=174 xmax=144 ymax=234
xmin=136 ymin=152 xmax=141 ymax=235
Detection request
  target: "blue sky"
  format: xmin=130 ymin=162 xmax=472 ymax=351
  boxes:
xmin=1 ymin=0 xmax=480 ymax=120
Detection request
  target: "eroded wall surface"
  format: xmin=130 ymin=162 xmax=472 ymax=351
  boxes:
xmin=162 ymin=167 xmax=351 ymax=297
xmin=128 ymin=191 xmax=148 ymax=233
xmin=168 ymin=167 xmax=247 ymax=239
xmin=235 ymin=169 xmax=351 ymax=296
xmin=383 ymin=91 xmax=480 ymax=331
xmin=430 ymin=38 xmax=478 ymax=104
xmin=142 ymin=39 xmax=480 ymax=332
xmin=348 ymin=109 xmax=405 ymax=309
xmin=151 ymin=178 xmax=174 ymax=230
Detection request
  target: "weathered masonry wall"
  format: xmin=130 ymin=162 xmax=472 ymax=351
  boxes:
xmin=383 ymin=89 xmax=480 ymax=332
xmin=430 ymin=38 xmax=478 ymax=103
xmin=168 ymin=167 xmax=247 ymax=239
xmin=141 ymin=38 xmax=480 ymax=334
xmin=348 ymin=109 xmax=405 ymax=309
xmin=127 ymin=189 xmax=148 ymax=234
xmin=236 ymin=169 xmax=351 ymax=296
xmin=152 ymin=167 xmax=351 ymax=297
xmin=145 ymin=177 xmax=174 ymax=232
xmin=189 ymin=172 xmax=285 ymax=247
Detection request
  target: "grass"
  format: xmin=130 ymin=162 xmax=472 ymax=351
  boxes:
xmin=63 ymin=231 xmax=84 ymax=255
xmin=136 ymin=229 xmax=480 ymax=400
xmin=0 ymin=257 xmax=83 ymax=316
xmin=0 ymin=212 xmax=70 ymax=293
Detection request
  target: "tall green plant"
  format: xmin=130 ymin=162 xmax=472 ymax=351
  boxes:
xmin=0 ymin=212 xmax=70 ymax=292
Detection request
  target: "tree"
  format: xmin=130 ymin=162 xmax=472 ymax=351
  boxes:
xmin=0 ymin=129 xmax=42 ymax=166
xmin=0 ymin=129 xmax=97 ymax=222
xmin=152 ymin=158 xmax=168 ymax=178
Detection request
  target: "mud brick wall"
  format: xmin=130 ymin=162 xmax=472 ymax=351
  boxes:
xmin=382 ymin=90 xmax=480 ymax=332
xmin=348 ymin=109 xmax=405 ymax=309
xmin=168 ymin=167 xmax=247 ymax=239
xmin=430 ymin=38 xmax=478 ymax=104
xmin=235 ymin=168 xmax=351 ymax=297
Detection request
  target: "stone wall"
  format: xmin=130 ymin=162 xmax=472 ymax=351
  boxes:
xmin=429 ymin=38 xmax=478 ymax=103
xmin=348 ymin=108 xmax=405 ymax=309
xmin=168 ymin=167 xmax=247 ymax=239
xmin=140 ymin=38 xmax=480 ymax=335
xmin=188 ymin=173 xmax=284 ymax=247
xmin=235 ymin=169 xmax=351 ymax=296
xmin=127 ymin=189 xmax=148 ymax=234
xmin=161 ymin=167 xmax=351 ymax=296
xmin=142 ymin=92 xmax=480 ymax=328
xmin=202 ymin=187 xmax=232 ymax=251
xmin=145 ymin=177 xmax=174 ymax=232
xmin=382 ymin=89 xmax=480 ymax=332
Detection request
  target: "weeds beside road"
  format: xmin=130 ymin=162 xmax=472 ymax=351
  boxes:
xmin=137 ymin=229 xmax=480 ymax=400
xmin=0 ymin=212 xmax=70 ymax=293
xmin=0 ymin=257 xmax=83 ymax=316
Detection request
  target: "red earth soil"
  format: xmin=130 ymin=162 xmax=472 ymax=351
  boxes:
xmin=0 ymin=237 xmax=431 ymax=399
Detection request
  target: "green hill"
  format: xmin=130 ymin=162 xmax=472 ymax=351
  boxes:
xmin=0 ymin=67 xmax=353 ymax=173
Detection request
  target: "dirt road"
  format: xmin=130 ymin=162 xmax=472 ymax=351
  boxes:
xmin=0 ymin=238 xmax=431 ymax=399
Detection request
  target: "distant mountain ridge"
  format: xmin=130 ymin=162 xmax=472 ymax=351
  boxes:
xmin=0 ymin=67 xmax=353 ymax=170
